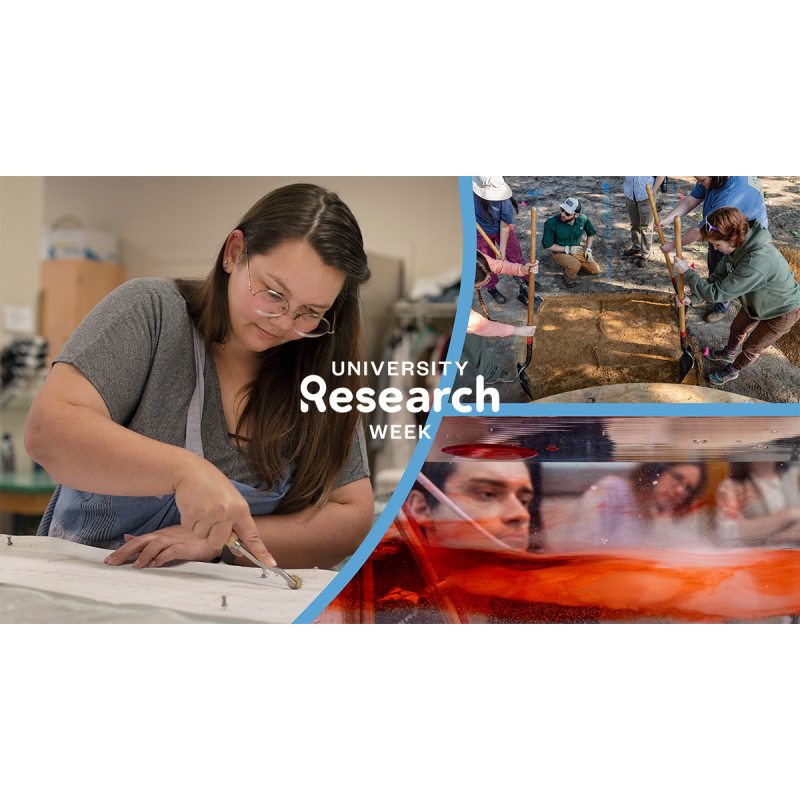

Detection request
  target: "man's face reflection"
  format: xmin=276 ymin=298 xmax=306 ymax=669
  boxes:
xmin=415 ymin=461 xmax=534 ymax=551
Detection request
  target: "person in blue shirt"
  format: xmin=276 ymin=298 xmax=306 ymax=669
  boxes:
xmin=473 ymin=176 xmax=543 ymax=312
xmin=623 ymin=176 xmax=665 ymax=267
xmin=658 ymin=177 xmax=768 ymax=322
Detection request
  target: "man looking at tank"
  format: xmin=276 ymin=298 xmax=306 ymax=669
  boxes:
xmin=405 ymin=459 xmax=539 ymax=552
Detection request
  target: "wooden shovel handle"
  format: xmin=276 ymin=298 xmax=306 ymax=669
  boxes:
xmin=675 ymin=216 xmax=687 ymax=338
xmin=645 ymin=183 xmax=677 ymax=285
xmin=528 ymin=208 xmax=536 ymax=325
xmin=476 ymin=222 xmax=501 ymax=258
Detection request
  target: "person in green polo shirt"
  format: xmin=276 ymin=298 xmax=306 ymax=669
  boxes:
xmin=673 ymin=206 xmax=800 ymax=386
xmin=541 ymin=197 xmax=602 ymax=288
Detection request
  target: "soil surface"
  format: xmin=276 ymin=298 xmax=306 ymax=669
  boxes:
xmin=528 ymin=291 xmax=702 ymax=399
xmin=467 ymin=176 xmax=800 ymax=403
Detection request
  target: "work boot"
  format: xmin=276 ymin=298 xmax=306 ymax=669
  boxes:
xmin=705 ymin=308 xmax=729 ymax=323
xmin=517 ymin=283 xmax=545 ymax=312
xmin=706 ymin=346 xmax=737 ymax=363
xmin=487 ymin=286 xmax=507 ymax=304
xmin=562 ymin=274 xmax=578 ymax=289
xmin=635 ymin=256 xmax=647 ymax=268
xmin=623 ymin=247 xmax=640 ymax=257
xmin=709 ymin=364 xmax=740 ymax=385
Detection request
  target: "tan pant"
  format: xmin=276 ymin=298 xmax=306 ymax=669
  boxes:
xmin=626 ymin=198 xmax=654 ymax=257
xmin=554 ymin=249 xmax=602 ymax=279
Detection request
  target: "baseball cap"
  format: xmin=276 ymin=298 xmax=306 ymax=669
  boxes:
xmin=560 ymin=198 xmax=580 ymax=215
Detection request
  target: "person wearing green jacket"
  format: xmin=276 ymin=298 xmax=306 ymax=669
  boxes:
xmin=673 ymin=206 xmax=800 ymax=386
xmin=541 ymin=197 xmax=602 ymax=288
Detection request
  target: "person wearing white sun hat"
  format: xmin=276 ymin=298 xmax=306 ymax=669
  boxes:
xmin=473 ymin=176 xmax=543 ymax=312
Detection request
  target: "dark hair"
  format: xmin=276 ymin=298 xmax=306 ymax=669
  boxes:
xmin=176 ymin=183 xmax=370 ymax=514
xmin=628 ymin=462 xmax=708 ymax=517
xmin=729 ymin=462 xmax=789 ymax=480
xmin=475 ymin=251 xmax=490 ymax=285
xmin=413 ymin=462 xmax=456 ymax=508
xmin=700 ymin=206 xmax=751 ymax=249
xmin=709 ymin=177 xmax=729 ymax=191
xmin=412 ymin=458 xmax=544 ymax=551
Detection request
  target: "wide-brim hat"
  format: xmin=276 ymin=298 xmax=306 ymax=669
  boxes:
xmin=472 ymin=176 xmax=512 ymax=201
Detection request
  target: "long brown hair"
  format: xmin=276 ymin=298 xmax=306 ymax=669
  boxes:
xmin=628 ymin=462 xmax=708 ymax=518
xmin=475 ymin=251 xmax=490 ymax=285
xmin=176 ymin=184 xmax=371 ymax=513
xmin=709 ymin=177 xmax=729 ymax=191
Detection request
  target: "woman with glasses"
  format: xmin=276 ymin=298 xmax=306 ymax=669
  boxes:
xmin=672 ymin=206 xmax=800 ymax=386
xmin=657 ymin=177 xmax=768 ymax=322
xmin=26 ymin=184 xmax=374 ymax=570
xmin=565 ymin=462 xmax=708 ymax=549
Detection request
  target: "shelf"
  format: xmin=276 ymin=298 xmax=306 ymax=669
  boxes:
xmin=0 ymin=375 xmax=45 ymax=411
xmin=392 ymin=299 xmax=458 ymax=326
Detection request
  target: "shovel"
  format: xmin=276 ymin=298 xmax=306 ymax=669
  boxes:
xmin=646 ymin=183 xmax=679 ymax=296
xmin=515 ymin=207 xmax=537 ymax=400
xmin=674 ymin=216 xmax=696 ymax=382
xmin=475 ymin=222 xmax=534 ymax=400
xmin=476 ymin=222 xmax=501 ymax=258
xmin=474 ymin=221 xmax=502 ymax=320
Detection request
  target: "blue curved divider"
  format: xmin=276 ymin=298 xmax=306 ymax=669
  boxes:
xmin=294 ymin=176 xmax=476 ymax=623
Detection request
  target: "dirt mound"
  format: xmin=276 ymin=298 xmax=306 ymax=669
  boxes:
xmin=775 ymin=244 xmax=800 ymax=364
xmin=777 ymin=244 xmax=800 ymax=276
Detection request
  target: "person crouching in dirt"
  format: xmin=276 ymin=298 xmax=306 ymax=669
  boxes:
xmin=673 ymin=206 xmax=800 ymax=386
xmin=462 ymin=252 xmax=539 ymax=384
xmin=542 ymin=197 xmax=601 ymax=289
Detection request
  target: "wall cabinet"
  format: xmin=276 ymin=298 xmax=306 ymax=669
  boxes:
xmin=39 ymin=259 xmax=126 ymax=363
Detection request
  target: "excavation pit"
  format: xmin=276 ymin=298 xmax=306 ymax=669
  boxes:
xmin=528 ymin=291 xmax=705 ymax=400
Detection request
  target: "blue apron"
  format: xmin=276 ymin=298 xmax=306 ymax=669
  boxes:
xmin=44 ymin=328 xmax=291 ymax=548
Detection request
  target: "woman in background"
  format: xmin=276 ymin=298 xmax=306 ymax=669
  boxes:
xmin=570 ymin=462 xmax=709 ymax=549
xmin=716 ymin=462 xmax=800 ymax=547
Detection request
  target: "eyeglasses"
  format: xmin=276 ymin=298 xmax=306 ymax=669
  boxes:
xmin=560 ymin=209 xmax=575 ymax=217
xmin=245 ymin=249 xmax=335 ymax=338
xmin=704 ymin=220 xmax=721 ymax=233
